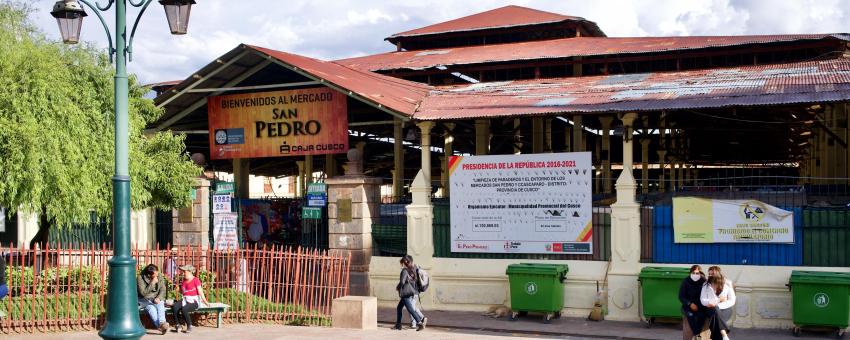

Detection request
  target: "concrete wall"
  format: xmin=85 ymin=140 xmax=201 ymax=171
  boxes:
xmin=369 ymin=257 xmax=850 ymax=329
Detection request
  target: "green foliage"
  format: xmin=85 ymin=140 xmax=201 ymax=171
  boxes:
xmin=0 ymin=2 xmax=200 ymax=227
xmin=206 ymin=288 xmax=330 ymax=326
xmin=5 ymin=265 xmax=105 ymax=295
xmin=2 ymin=293 xmax=104 ymax=321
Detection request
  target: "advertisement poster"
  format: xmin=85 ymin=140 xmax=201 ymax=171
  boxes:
xmin=213 ymin=213 xmax=239 ymax=250
xmin=212 ymin=194 xmax=232 ymax=214
xmin=449 ymin=152 xmax=593 ymax=254
xmin=208 ymin=88 xmax=348 ymax=160
xmin=240 ymin=199 xmax=303 ymax=246
xmin=673 ymin=197 xmax=794 ymax=243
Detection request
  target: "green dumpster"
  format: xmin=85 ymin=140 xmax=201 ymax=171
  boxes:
xmin=789 ymin=270 xmax=850 ymax=337
xmin=506 ymin=263 xmax=568 ymax=323
xmin=638 ymin=267 xmax=690 ymax=327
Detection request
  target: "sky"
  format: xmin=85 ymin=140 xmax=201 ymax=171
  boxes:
xmin=30 ymin=0 xmax=850 ymax=85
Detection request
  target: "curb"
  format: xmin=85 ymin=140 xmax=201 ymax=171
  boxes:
xmin=377 ymin=321 xmax=660 ymax=340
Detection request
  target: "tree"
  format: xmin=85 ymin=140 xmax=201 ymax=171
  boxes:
xmin=0 ymin=2 xmax=200 ymax=246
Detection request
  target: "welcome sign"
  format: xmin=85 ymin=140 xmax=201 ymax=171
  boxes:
xmin=207 ymin=88 xmax=348 ymax=159
xmin=673 ymin=197 xmax=794 ymax=243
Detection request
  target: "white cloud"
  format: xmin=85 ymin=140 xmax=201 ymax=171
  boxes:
xmin=30 ymin=0 xmax=850 ymax=84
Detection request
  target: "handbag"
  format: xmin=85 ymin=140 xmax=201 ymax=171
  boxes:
xmin=398 ymin=281 xmax=417 ymax=298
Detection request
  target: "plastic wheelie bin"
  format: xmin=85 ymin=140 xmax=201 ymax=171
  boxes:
xmin=638 ymin=267 xmax=690 ymax=328
xmin=506 ymin=263 xmax=569 ymax=323
xmin=788 ymin=270 xmax=850 ymax=338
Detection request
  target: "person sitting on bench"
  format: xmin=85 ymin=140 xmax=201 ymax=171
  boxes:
xmin=172 ymin=264 xmax=208 ymax=334
xmin=138 ymin=264 xmax=169 ymax=334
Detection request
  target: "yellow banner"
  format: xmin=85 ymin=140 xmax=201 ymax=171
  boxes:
xmin=673 ymin=197 xmax=794 ymax=243
xmin=207 ymin=88 xmax=348 ymax=159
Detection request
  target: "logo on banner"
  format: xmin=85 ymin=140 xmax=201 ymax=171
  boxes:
xmin=740 ymin=201 xmax=766 ymax=221
xmin=504 ymin=241 xmax=521 ymax=252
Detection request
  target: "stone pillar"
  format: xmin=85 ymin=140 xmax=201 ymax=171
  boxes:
xmin=172 ymin=178 xmax=211 ymax=248
xmin=475 ymin=119 xmax=489 ymax=155
xmin=600 ymin=116 xmax=614 ymax=193
xmin=406 ymin=169 xmax=435 ymax=308
xmin=419 ymin=121 xmax=435 ymax=200
xmin=443 ymin=123 xmax=455 ymax=197
xmin=532 ymin=117 xmax=544 ymax=153
xmin=572 ymin=115 xmax=584 ymax=152
xmin=393 ymin=118 xmax=405 ymax=200
xmin=327 ymin=149 xmax=381 ymax=296
xmin=640 ymin=138 xmax=650 ymax=194
xmin=607 ymin=112 xmax=641 ymax=322
xmin=233 ymin=158 xmax=250 ymax=199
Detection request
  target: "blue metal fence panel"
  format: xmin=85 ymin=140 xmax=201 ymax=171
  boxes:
xmin=652 ymin=205 xmax=803 ymax=266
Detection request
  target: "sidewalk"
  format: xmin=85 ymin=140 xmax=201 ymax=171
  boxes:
xmin=377 ymin=308 xmax=835 ymax=339
xmin=0 ymin=323 xmax=593 ymax=340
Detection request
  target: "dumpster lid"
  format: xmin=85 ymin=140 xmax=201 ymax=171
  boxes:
xmin=790 ymin=270 xmax=850 ymax=285
xmin=639 ymin=267 xmax=691 ymax=279
xmin=506 ymin=263 xmax=569 ymax=276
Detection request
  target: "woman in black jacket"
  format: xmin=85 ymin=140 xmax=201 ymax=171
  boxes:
xmin=679 ymin=264 xmax=706 ymax=340
xmin=393 ymin=255 xmax=426 ymax=331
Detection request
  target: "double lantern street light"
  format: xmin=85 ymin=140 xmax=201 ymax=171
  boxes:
xmin=50 ymin=0 xmax=195 ymax=339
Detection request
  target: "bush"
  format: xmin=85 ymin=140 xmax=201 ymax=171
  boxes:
xmin=2 ymin=294 xmax=104 ymax=321
xmin=206 ymin=288 xmax=330 ymax=326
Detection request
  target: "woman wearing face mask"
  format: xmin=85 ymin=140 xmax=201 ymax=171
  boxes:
xmin=679 ymin=265 xmax=706 ymax=340
xmin=708 ymin=266 xmax=736 ymax=332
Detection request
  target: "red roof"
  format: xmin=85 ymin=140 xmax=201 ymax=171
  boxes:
xmin=339 ymin=34 xmax=849 ymax=72
xmin=388 ymin=5 xmax=591 ymax=39
xmin=413 ymin=57 xmax=850 ymax=120
xmin=247 ymin=46 xmax=431 ymax=116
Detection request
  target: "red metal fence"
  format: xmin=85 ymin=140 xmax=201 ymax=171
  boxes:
xmin=0 ymin=243 xmax=350 ymax=334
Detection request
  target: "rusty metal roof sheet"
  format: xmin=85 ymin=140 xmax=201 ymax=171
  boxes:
xmin=388 ymin=5 xmax=600 ymax=39
xmin=249 ymin=46 xmax=431 ymax=116
xmin=413 ymin=57 xmax=850 ymax=120
xmin=339 ymin=34 xmax=850 ymax=72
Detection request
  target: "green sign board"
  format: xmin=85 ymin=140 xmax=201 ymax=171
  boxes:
xmin=307 ymin=182 xmax=326 ymax=195
xmin=302 ymin=207 xmax=322 ymax=220
xmin=216 ymin=181 xmax=236 ymax=194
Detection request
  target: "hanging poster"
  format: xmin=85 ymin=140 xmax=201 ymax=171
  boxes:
xmin=208 ymin=87 xmax=349 ymax=159
xmin=673 ymin=197 xmax=794 ymax=243
xmin=449 ymin=152 xmax=593 ymax=254
xmin=212 ymin=194 xmax=232 ymax=214
xmin=213 ymin=213 xmax=239 ymax=250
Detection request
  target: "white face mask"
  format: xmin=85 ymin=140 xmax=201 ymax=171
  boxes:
xmin=690 ymin=274 xmax=701 ymax=282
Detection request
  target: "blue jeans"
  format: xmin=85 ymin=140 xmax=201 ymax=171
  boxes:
xmin=0 ymin=284 xmax=8 ymax=300
xmin=395 ymin=296 xmax=423 ymax=325
xmin=138 ymin=298 xmax=166 ymax=327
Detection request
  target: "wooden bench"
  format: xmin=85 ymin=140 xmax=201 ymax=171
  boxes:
xmin=140 ymin=302 xmax=230 ymax=328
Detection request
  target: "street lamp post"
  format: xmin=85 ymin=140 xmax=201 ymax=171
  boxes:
xmin=50 ymin=1 xmax=195 ymax=339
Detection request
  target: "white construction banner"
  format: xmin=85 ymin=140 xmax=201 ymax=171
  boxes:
xmin=449 ymin=152 xmax=593 ymax=254
xmin=673 ymin=197 xmax=794 ymax=243
xmin=213 ymin=212 xmax=240 ymax=250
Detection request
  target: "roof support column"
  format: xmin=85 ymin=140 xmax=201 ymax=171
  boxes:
xmin=296 ymin=160 xmax=305 ymax=198
xmin=546 ymin=118 xmax=553 ymax=152
xmin=325 ymin=154 xmax=337 ymax=178
xmin=442 ymin=123 xmax=455 ymax=197
xmin=393 ymin=118 xmax=406 ymax=201
xmin=513 ymin=119 xmax=522 ymax=154
xmin=475 ymin=119 xmax=490 ymax=155
xmin=532 ymin=117 xmax=544 ymax=153
xmin=657 ymin=150 xmax=667 ymax=192
xmin=419 ymin=121 xmax=435 ymax=204
xmin=599 ymin=116 xmax=614 ymax=194
xmin=640 ymin=138 xmax=651 ymax=194
xmin=572 ymin=115 xmax=584 ymax=152
xmin=677 ymin=134 xmax=685 ymax=189
xmin=233 ymin=158 xmax=250 ymax=199
xmin=305 ymin=155 xmax=314 ymax=192
xmin=669 ymin=125 xmax=678 ymax=192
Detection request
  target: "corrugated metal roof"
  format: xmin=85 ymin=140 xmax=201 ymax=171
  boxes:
xmin=249 ymin=45 xmax=431 ymax=116
xmin=339 ymin=34 xmax=850 ymax=72
xmin=388 ymin=5 xmax=599 ymax=39
xmin=413 ymin=57 xmax=850 ymax=120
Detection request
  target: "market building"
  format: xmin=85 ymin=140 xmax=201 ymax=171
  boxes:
xmin=7 ymin=5 xmax=849 ymax=329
